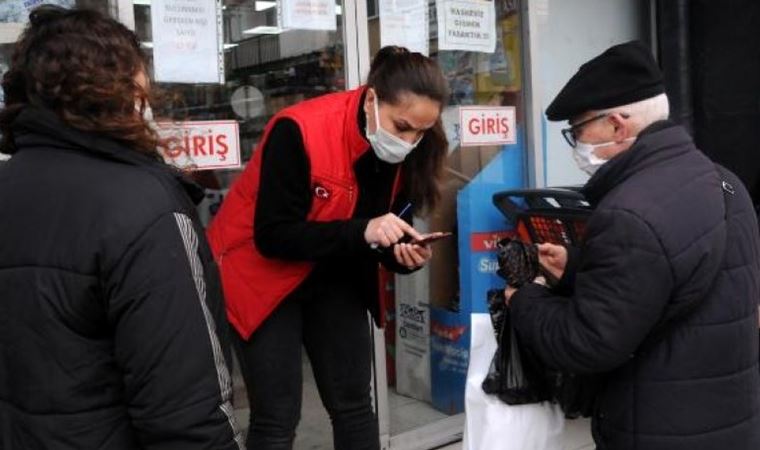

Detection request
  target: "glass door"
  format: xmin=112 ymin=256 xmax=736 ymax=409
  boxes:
xmin=128 ymin=0 xmax=346 ymax=225
xmin=364 ymin=1 xmax=529 ymax=448
xmin=0 ymin=0 xmax=524 ymax=447
xmin=125 ymin=1 xmax=348 ymax=448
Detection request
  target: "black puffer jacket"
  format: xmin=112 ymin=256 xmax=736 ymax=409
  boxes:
xmin=511 ymin=121 xmax=760 ymax=450
xmin=0 ymin=107 xmax=243 ymax=449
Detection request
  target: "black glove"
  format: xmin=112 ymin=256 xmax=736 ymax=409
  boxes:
xmin=496 ymin=237 xmax=539 ymax=288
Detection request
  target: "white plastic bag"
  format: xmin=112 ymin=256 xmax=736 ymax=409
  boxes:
xmin=463 ymin=313 xmax=593 ymax=450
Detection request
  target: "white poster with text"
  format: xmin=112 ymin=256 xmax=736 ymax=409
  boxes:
xmin=158 ymin=120 xmax=240 ymax=171
xmin=437 ymin=0 xmax=496 ymax=53
xmin=280 ymin=0 xmax=336 ymax=31
xmin=459 ymin=106 xmax=516 ymax=147
xmin=379 ymin=0 xmax=429 ymax=56
xmin=151 ymin=0 xmax=224 ymax=84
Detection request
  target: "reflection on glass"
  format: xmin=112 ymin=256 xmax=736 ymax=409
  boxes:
xmin=372 ymin=0 xmax=526 ymax=438
xmin=134 ymin=0 xmax=344 ymax=172
xmin=133 ymin=4 xmax=347 ymax=446
xmin=0 ymin=1 xmax=109 ymax=122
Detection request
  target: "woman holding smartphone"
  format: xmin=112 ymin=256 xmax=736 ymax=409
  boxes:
xmin=207 ymin=46 xmax=449 ymax=450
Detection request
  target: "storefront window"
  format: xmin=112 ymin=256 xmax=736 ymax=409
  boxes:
xmin=0 ymin=1 xmax=649 ymax=447
xmin=130 ymin=2 xmax=346 ymax=447
xmin=370 ymin=0 xmax=527 ymax=446
xmin=0 ymin=1 xmax=110 ymax=162
xmin=0 ymin=1 xmax=110 ymax=108
xmin=533 ymin=0 xmax=646 ymax=187
xmin=132 ymin=0 xmax=345 ymax=224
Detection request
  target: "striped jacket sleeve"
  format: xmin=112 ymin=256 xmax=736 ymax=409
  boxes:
xmin=106 ymin=212 xmax=243 ymax=450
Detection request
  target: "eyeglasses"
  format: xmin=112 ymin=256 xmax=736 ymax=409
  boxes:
xmin=560 ymin=113 xmax=630 ymax=148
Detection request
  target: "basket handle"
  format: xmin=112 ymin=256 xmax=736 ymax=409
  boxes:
xmin=492 ymin=188 xmax=589 ymax=222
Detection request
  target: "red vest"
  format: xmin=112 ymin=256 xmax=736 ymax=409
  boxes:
xmin=207 ymin=87 xmax=400 ymax=339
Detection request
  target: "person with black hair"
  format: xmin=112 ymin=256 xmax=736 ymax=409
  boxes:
xmin=207 ymin=46 xmax=449 ymax=450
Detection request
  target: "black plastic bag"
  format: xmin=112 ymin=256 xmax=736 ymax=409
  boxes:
xmin=482 ymin=289 xmax=600 ymax=417
xmin=481 ymin=289 xmax=552 ymax=405
xmin=549 ymin=370 xmax=601 ymax=419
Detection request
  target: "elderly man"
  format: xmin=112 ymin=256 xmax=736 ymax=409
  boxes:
xmin=507 ymin=41 xmax=760 ymax=450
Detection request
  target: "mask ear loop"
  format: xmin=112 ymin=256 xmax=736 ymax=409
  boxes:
xmin=372 ymin=92 xmax=383 ymax=136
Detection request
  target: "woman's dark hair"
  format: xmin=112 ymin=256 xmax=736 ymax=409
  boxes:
xmin=367 ymin=46 xmax=449 ymax=214
xmin=0 ymin=5 xmax=159 ymax=156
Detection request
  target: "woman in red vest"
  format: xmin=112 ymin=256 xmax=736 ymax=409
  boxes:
xmin=207 ymin=46 xmax=448 ymax=450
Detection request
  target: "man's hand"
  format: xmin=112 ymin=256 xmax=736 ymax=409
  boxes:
xmin=504 ymin=276 xmax=547 ymax=306
xmin=504 ymin=286 xmax=518 ymax=306
xmin=537 ymin=243 xmax=568 ymax=281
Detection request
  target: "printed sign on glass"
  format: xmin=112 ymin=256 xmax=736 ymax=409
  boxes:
xmin=379 ymin=0 xmax=429 ymax=56
xmin=157 ymin=120 xmax=241 ymax=171
xmin=279 ymin=0 xmax=336 ymax=31
xmin=459 ymin=106 xmax=516 ymax=147
xmin=151 ymin=0 xmax=225 ymax=84
xmin=436 ymin=0 xmax=496 ymax=53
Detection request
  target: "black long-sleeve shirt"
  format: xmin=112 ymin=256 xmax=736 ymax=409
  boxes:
xmin=255 ymin=119 xmax=369 ymax=259
xmin=252 ymin=102 xmax=414 ymax=317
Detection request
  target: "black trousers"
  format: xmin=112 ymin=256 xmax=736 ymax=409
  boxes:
xmin=234 ymin=275 xmax=379 ymax=450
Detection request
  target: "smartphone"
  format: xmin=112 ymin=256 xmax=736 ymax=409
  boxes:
xmin=411 ymin=231 xmax=453 ymax=245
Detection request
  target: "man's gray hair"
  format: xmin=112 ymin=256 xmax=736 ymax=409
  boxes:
xmin=600 ymin=93 xmax=670 ymax=134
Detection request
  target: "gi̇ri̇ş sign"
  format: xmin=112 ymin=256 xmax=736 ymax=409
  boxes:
xmin=157 ymin=120 xmax=240 ymax=171
xmin=459 ymin=106 xmax=516 ymax=147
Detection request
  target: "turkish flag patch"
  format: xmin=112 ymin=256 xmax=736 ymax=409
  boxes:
xmin=313 ymin=183 xmax=331 ymax=200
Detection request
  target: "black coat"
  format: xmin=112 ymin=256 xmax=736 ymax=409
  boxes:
xmin=511 ymin=121 xmax=760 ymax=450
xmin=0 ymin=107 xmax=243 ymax=449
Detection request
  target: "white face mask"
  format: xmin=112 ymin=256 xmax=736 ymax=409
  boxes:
xmin=135 ymin=100 xmax=158 ymax=131
xmin=366 ymin=94 xmax=422 ymax=164
xmin=572 ymin=137 xmax=634 ymax=176
xmin=142 ymin=104 xmax=154 ymax=122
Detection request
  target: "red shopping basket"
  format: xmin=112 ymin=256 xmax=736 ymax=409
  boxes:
xmin=492 ymin=188 xmax=592 ymax=246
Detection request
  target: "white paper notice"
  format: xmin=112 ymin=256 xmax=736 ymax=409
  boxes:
xmin=151 ymin=0 xmax=224 ymax=84
xmin=158 ymin=120 xmax=241 ymax=171
xmin=280 ymin=0 xmax=336 ymax=31
xmin=379 ymin=0 xmax=429 ymax=56
xmin=437 ymin=0 xmax=496 ymax=53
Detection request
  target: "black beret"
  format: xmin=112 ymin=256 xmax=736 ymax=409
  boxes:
xmin=546 ymin=41 xmax=665 ymax=121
